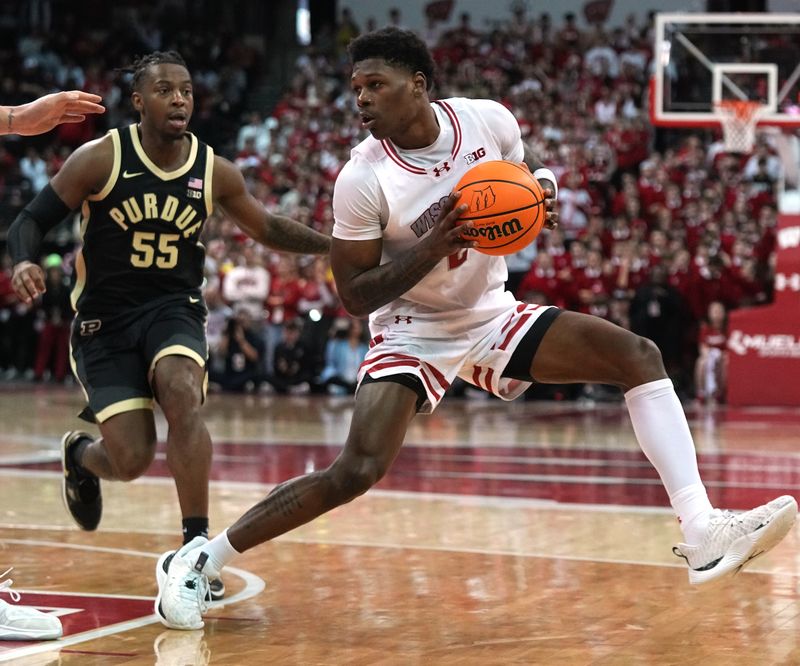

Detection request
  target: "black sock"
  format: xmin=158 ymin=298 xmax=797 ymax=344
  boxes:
xmin=182 ymin=517 xmax=209 ymax=544
xmin=71 ymin=438 xmax=91 ymax=472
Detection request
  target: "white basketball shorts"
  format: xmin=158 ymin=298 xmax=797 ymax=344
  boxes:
xmin=357 ymin=302 xmax=559 ymax=413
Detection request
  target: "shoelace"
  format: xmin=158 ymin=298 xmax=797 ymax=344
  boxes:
xmin=673 ymin=511 xmax=754 ymax=564
xmin=712 ymin=510 xmax=753 ymax=535
xmin=0 ymin=567 xmax=21 ymax=602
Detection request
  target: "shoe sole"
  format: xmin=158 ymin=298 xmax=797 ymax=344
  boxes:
xmin=689 ymin=498 xmax=798 ymax=585
xmin=154 ymin=551 xmax=205 ymax=630
xmin=60 ymin=432 xmax=100 ymax=531
xmin=0 ymin=625 xmax=63 ymax=640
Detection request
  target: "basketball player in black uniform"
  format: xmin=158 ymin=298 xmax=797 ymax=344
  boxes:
xmin=7 ymin=52 xmax=329 ymax=601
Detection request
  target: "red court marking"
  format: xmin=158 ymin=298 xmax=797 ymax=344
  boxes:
xmin=9 ymin=439 xmax=800 ymax=510
xmin=61 ymin=649 xmax=139 ymax=656
xmin=0 ymin=592 xmax=153 ymax=651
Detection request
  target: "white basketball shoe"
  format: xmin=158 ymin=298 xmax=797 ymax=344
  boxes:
xmin=673 ymin=495 xmax=797 ymax=585
xmin=0 ymin=568 xmax=63 ymax=640
xmin=155 ymin=537 xmax=210 ymax=630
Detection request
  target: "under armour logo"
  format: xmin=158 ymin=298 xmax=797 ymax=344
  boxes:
xmin=394 ymin=315 xmax=413 ymax=324
xmin=432 ymin=161 xmax=451 ymax=177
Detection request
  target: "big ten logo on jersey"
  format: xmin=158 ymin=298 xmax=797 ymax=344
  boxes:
xmin=464 ymin=147 xmax=486 ymax=166
xmin=186 ymin=176 xmax=203 ymax=199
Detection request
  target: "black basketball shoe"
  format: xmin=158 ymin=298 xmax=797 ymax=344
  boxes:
xmin=208 ymin=577 xmax=225 ymax=601
xmin=61 ymin=431 xmax=102 ymax=530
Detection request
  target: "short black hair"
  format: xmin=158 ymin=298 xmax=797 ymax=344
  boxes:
xmin=348 ymin=28 xmax=435 ymax=91
xmin=130 ymin=51 xmax=188 ymax=91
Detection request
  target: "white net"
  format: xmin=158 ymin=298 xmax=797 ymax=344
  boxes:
xmin=715 ymin=100 xmax=767 ymax=153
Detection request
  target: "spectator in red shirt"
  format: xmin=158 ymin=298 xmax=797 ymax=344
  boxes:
xmin=694 ymin=301 xmax=728 ymax=404
xmin=574 ymin=248 xmax=611 ymax=317
xmin=518 ymin=252 xmax=568 ymax=308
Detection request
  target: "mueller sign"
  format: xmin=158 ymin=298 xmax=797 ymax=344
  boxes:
xmin=728 ymin=330 xmax=800 ymax=358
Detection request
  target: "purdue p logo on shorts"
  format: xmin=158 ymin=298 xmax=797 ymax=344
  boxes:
xmin=80 ymin=319 xmax=102 ymax=336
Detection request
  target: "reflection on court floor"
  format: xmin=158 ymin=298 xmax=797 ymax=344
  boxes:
xmin=1 ymin=386 xmax=799 ymax=664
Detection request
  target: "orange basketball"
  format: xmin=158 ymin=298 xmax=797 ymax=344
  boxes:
xmin=455 ymin=160 xmax=547 ymax=256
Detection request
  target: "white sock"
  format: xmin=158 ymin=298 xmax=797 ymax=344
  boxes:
xmin=669 ymin=483 xmax=712 ymax=545
xmin=625 ymin=378 xmax=713 ymax=544
xmin=192 ymin=529 xmax=240 ymax=577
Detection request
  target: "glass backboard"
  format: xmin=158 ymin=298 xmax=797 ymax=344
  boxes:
xmin=651 ymin=12 xmax=800 ymax=129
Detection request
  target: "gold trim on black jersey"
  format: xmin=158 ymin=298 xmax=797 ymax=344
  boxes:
xmin=70 ymin=200 xmax=93 ymax=311
xmin=87 ymin=129 xmax=122 ymax=202
xmin=203 ymin=145 xmax=214 ymax=218
xmin=129 ymin=124 xmax=198 ymax=180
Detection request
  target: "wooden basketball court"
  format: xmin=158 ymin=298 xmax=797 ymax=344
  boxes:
xmin=1 ymin=384 xmax=799 ymax=664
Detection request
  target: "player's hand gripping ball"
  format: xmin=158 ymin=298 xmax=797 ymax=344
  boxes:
xmin=455 ymin=160 xmax=547 ymax=256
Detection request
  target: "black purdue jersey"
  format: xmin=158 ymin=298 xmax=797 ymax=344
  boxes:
xmin=71 ymin=124 xmax=213 ymax=314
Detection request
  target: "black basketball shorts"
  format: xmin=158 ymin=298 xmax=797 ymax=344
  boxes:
xmin=69 ymin=291 xmax=208 ymax=423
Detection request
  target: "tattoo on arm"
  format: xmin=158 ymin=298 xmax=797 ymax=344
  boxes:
xmin=264 ymin=481 xmax=304 ymax=518
xmin=260 ymin=213 xmax=330 ymax=255
xmin=348 ymin=247 xmax=441 ymax=315
xmin=7 ymin=109 xmax=13 ymax=133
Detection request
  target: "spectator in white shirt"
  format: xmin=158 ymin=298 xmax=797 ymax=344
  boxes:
xmin=222 ymin=243 xmax=270 ymax=323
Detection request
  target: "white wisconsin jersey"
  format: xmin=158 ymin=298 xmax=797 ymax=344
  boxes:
xmin=333 ymin=97 xmax=525 ymax=335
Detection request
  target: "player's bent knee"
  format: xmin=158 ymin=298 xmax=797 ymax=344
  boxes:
xmin=622 ymin=334 xmax=667 ymax=385
xmin=329 ymin=456 xmax=385 ymax=503
xmin=113 ymin=453 xmax=154 ymax=481
xmin=159 ymin=378 xmax=203 ymax=418
xmin=635 ymin=335 xmax=664 ymax=369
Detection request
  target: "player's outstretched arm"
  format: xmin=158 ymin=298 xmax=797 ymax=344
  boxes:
xmin=331 ymin=192 xmax=472 ymax=318
xmin=8 ymin=136 xmax=113 ymax=303
xmin=213 ymin=156 xmax=330 ymax=255
xmin=0 ymin=91 xmax=105 ymax=136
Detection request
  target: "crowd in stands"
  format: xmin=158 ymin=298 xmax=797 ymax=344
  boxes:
xmin=0 ymin=3 xmax=790 ymax=403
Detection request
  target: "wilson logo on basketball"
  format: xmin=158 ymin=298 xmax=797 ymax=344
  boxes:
xmin=468 ymin=186 xmax=496 ymax=212
xmin=455 ymin=160 xmax=546 ymax=256
xmin=460 ymin=217 xmax=524 ymax=242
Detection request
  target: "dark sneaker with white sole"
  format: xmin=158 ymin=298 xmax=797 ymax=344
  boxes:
xmin=208 ymin=576 xmax=225 ymax=601
xmin=61 ymin=431 xmax=102 ymax=531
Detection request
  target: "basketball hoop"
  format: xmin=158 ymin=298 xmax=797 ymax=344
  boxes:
xmin=715 ymin=100 xmax=767 ymax=153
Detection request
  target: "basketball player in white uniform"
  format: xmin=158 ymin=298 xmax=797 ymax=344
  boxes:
xmin=157 ymin=28 xmax=797 ymax=630
xmin=334 ymin=94 xmax=556 ymax=410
